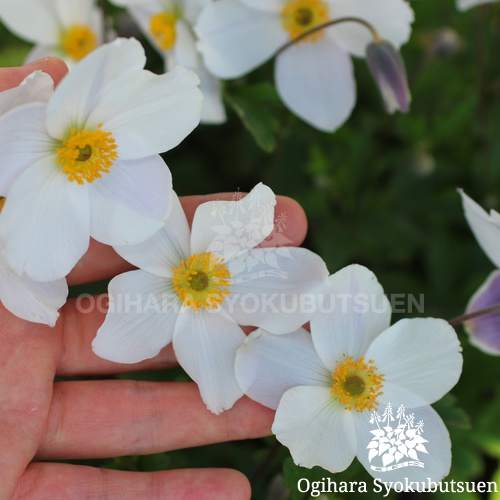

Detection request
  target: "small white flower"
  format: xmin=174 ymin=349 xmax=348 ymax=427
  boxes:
xmin=195 ymin=0 xmax=414 ymax=131
xmin=0 ymin=73 xmax=67 ymax=326
xmin=0 ymin=0 xmax=105 ymax=67
xmin=457 ymin=0 xmax=497 ymax=11
xmin=110 ymin=0 xmax=225 ymax=124
xmin=92 ymin=183 xmax=329 ymax=414
xmin=0 ymin=38 xmax=203 ymax=282
xmin=236 ymin=264 xmax=463 ymax=481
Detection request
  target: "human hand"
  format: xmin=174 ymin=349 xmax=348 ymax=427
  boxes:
xmin=0 ymin=59 xmax=309 ymax=499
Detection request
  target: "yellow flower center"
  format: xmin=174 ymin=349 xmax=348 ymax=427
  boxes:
xmin=0 ymin=196 xmax=5 ymax=214
xmin=172 ymin=253 xmax=231 ymax=311
xmin=282 ymin=0 xmax=330 ymax=44
xmin=330 ymin=356 xmax=384 ymax=412
xmin=149 ymin=12 xmax=177 ymax=51
xmin=62 ymin=25 xmax=97 ymax=61
xmin=55 ymin=125 xmax=118 ymax=185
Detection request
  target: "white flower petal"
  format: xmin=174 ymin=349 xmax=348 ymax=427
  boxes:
xmin=354 ymin=405 xmax=451 ymax=483
xmin=365 ymin=318 xmax=463 ymax=407
xmin=183 ymin=0 xmax=211 ymax=22
xmin=174 ymin=20 xmax=199 ymax=69
xmin=459 ymin=189 xmax=500 ymax=269
xmin=111 ymin=0 xmax=163 ymax=8
xmin=0 ymin=157 xmax=90 ymax=282
xmin=457 ymin=0 xmax=497 ymax=10
xmin=88 ymin=155 xmax=172 ymax=246
xmin=92 ymin=65 xmax=202 ymax=159
xmin=235 ymin=327 xmax=331 ymax=410
xmin=0 ymin=0 xmax=60 ymax=44
xmin=0 ymin=103 xmax=54 ymax=193
xmin=55 ymin=0 xmax=97 ymax=27
xmin=0 ymin=70 xmax=53 ymax=116
xmin=329 ymin=0 xmax=414 ymax=57
xmin=46 ymin=38 xmax=146 ymax=139
xmin=273 ymin=385 xmax=357 ymax=472
xmin=198 ymin=65 xmax=226 ymax=124
xmin=310 ymin=264 xmax=391 ymax=371
xmin=195 ymin=0 xmax=286 ymax=78
xmin=114 ymin=191 xmax=191 ymax=278
xmin=275 ymin=37 xmax=356 ymax=132
xmin=173 ymin=308 xmax=245 ymax=414
xmin=92 ymin=270 xmax=177 ymax=363
xmin=25 ymin=44 xmax=64 ymax=65
xmin=124 ymin=5 xmax=165 ymax=55
xmin=190 ymin=183 xmax=276 ymax=258
xmin=227 ymin=247 xmax=329 ymax=333
xmin=239 ymin=0 xmax=282 ymax=11
xmin=0 ymin=256 xmax=67 ymax=326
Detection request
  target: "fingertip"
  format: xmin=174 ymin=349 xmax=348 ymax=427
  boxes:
xmin=211 ymin=469 xmax=252 ymax=500
xmin=272 ymin=195 xmax=308 ymax=247
xmin=0 ymin=57 xmax=68 ymax=92
xmin=25 ymin=56 xmax=68 ymax=86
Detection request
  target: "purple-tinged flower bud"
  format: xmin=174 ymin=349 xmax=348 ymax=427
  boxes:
xmin=465 ymin=270 xmax=500 ymax=356
xmin=366 ymin=40 xmax=411 ymax=114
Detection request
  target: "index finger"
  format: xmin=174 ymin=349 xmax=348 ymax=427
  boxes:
xmin=67 ymin=193 xmax=308 ymax=286
xmin=0 ymin=57 xmax=68 ymax=91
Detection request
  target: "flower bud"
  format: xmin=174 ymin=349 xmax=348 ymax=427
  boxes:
xmin=464 ymin=270 xmax=500 ymax=355
xmin=366 ymin=40 xmax=411 ymax=114
xmin=430 ymin=27 xmax=462 ymax=59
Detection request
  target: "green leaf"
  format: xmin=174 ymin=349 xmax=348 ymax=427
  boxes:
xmin=225 ymin=83 xmax=282 ymax=152
xmin=490 ymin=466 xmax=500 ymax=500
xmin=433 ymin=394 xmax=472 ymax=430
xmin=472 ymin=393 xmax=500 ymax=459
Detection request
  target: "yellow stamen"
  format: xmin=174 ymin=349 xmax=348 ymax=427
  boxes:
xmin=330 ymin=356 xmax=384 ymax=412
xmin=0 ymin=196 xmax=5 ymax=214
xmin=149 ymin=12 xmax=177 ymax=51
xmin=172 ymin=253 xmax=231 ymax=311
xmin=55 ymin=125 xmax=118 ymax=184
xmin=282 ymin=0 xmax=330 ymax=44
xmin=62 ymin=25 xmax=97 ymax=61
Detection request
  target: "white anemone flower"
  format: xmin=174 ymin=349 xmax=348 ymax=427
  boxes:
xmin=0 ymin=72 xmax=67 ymax=326
xmin=0 ymin=0 xmax=105 ymax=67
xmin=110 ymin=0 xmax=225 ymax=124
xmin=195 ymin=0 xmax=414 ymax=132
xmin=0 ymin=37 xmax=203 ymax=282
xmin=457 ymin=0 xmax=497 ymax=11
xmin=236 ymin=264 xmax=463 ymax=481
xmin=92 ymin=183 xmax=329 ymax=414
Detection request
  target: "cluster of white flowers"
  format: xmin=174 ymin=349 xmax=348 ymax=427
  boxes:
xmin=3 ymin=0 xmax=493 ymax=486
xmin=0 ymin=0 xmax=417 ymax=130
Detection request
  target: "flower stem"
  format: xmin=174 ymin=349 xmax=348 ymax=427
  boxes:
xmin=250 ymin=439 xmax=283 ymax=487
xmin=448 ymin=304 xmax=500 ymax=326
xmin=276 ymin=17 xmax=382 ymax=56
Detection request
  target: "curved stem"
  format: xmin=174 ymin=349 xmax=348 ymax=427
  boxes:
xmin=276 ymin=17 xmax=382 ymax=56
xmin=448 ymin=304 xmax=500 ymax=326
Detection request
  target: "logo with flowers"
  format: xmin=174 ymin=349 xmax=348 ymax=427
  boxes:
xmin=207 ymin=190 xmax=294 ymax=281
xmin=367 ymin=403 xmax=429 ymax=472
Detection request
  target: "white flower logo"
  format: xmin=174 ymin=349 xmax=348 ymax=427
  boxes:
xmin=368 ymin=403 xmax=429 ymax=472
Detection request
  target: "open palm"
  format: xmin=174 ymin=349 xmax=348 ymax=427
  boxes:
xmin=0 ymin=60 xmax=308 ymax=500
